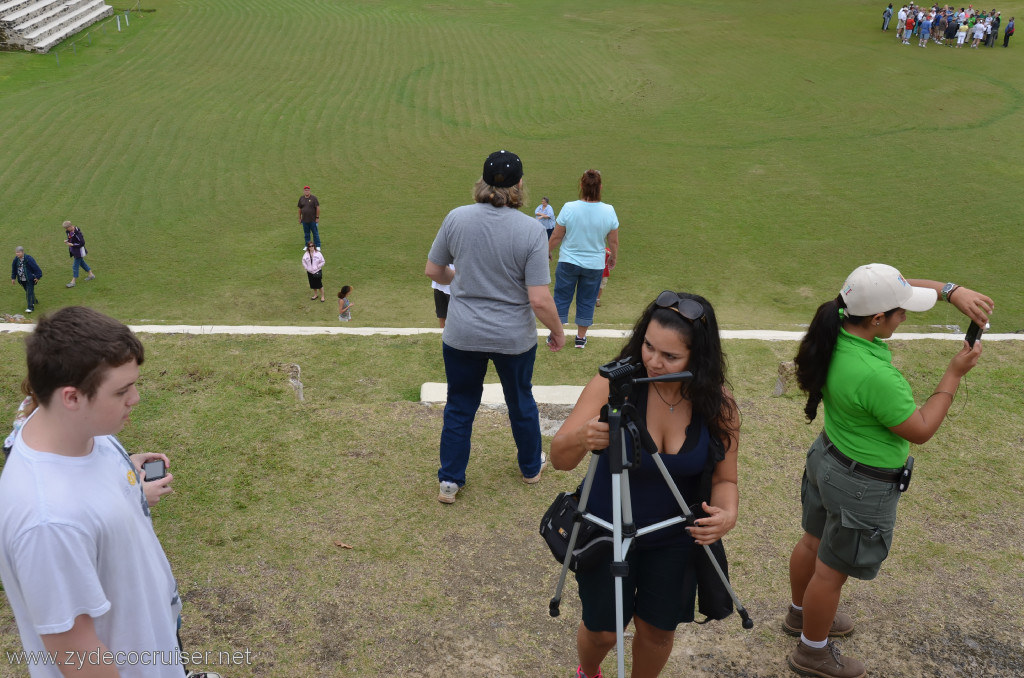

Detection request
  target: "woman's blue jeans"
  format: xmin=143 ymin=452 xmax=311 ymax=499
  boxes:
xmin=438 ymin=342 xmax=543 ymax=486
xmin=553 ymin=262 xmax=603 ymax=327
xmin=72 ymin=257 xmax=91 ymax=278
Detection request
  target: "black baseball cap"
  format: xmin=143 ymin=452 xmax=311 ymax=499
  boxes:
xmin=482 ymin=150 xmax=523 ymax=188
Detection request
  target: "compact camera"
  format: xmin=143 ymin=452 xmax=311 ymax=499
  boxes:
xmin=142 ymin=459 xmax=166 ymax=481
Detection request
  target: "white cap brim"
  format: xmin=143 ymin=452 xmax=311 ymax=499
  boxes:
xmin=903 ymin=286 xmax=938 ymax=312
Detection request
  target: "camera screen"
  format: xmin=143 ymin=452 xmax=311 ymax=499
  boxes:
xmin=142 ymin=460 xmax=165 ymax=480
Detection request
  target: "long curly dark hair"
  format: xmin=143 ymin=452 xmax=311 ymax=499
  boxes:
xmin=614 ymin=292 xmax=737 ymax=447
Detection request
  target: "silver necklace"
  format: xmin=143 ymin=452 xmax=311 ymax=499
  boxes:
xmin=652 ymin=384 xmax=684 ymax=412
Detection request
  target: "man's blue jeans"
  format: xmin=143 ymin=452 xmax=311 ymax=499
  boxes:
xmin=301 ymin=222 xmax=321 ymax=248
xmin=553 ymin=261 xmax=603 ymax=327
xmin=438 ymin=342 xmax=543 ymax=486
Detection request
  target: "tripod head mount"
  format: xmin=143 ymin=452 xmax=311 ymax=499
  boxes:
xmin=599 ymin=357 xmax=644 ymax=408
xmin=599 ymin=357 xmax=694 ymax=406
xmin=598 ymin=359 xmax=694 ymax=468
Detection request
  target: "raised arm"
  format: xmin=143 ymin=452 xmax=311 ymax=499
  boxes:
xmin=904 ymin=279 xmax=994 ymax=325
xmin=889 ymin=340 xmax=981 ymax=444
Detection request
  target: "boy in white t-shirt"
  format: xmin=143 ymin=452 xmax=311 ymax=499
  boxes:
xmin=0 ymin=306 xmax=187 ymax=678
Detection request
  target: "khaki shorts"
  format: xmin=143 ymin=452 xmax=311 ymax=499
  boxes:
xmin=801 ymin=434 xmax=901 ymax=580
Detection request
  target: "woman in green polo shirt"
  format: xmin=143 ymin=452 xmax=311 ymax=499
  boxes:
xmin=783 ymin=263 xmax=992 ymax=678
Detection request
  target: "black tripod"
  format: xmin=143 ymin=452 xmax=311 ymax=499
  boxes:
xmin=548 ymin=358 xmax=752 ymax=678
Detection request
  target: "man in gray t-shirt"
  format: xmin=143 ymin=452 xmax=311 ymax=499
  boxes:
xmin=425 ymin=150 xmax=564 ymax=504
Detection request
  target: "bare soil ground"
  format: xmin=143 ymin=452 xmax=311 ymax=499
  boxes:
xmin=176 ymin=403 xmax=1023 ymax=678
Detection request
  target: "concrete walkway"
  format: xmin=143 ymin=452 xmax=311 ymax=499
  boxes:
xmin=419 ymin=382 xmax=583 ymax=406
xmin=2 ymin=324 xmax=1019 ymax=342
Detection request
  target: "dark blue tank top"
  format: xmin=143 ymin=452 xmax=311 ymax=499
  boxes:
xmin=586 ymin=386 xmax=710 ymax=550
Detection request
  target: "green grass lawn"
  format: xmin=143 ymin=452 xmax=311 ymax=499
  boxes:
xmin=1 ymin=1 xmax=1023 ymax=675
xmin=1 ymin=333 xmax=1021 ymax=676
xmin=1 ymin=0 xmax=1023 ymax=330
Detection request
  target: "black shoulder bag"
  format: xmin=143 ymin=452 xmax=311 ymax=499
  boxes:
xmin=539 ymin=488 xmax=612 ymax=572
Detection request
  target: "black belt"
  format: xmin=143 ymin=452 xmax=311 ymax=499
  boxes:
xmin=821 ymin=432 xmax=903 ymax=483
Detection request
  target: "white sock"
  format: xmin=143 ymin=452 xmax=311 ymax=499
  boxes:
xmin=791 ymin=603 xmax=803 ymax=611
xmin=801 ymin=634 xmax=828 ymax=649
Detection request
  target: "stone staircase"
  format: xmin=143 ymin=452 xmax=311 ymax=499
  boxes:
xmin=0 ymin=0 xmax=113 ymax=53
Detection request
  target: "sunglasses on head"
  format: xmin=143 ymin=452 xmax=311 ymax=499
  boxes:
xmin=654 ymin=291 xmax=706 ymax=323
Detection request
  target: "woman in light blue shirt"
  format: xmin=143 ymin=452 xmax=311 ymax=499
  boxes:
xmin=548 ymin=170 xmax=619 ymax=349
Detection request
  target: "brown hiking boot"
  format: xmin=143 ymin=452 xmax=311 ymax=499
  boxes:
xmin=788 ymin=640 xmax=865 ymax=678
xmin=783 ymin=605 xmax=855 ymax=637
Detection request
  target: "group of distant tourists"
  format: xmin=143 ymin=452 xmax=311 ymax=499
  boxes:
xmin=882 ymin=4 xmax=1015 ymax=48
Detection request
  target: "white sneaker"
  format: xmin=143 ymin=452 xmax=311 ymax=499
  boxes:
xmin=25 ymin=308 xmax=32 ymax=313
xmin=438 ymin=481 xmax=459 ymax=504
xmin=523 ymin=452 xmax=546 ymax=484
xmin=65 ymin=281 xmax=76 ymax=288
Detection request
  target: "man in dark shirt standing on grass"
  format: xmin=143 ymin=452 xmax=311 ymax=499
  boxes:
xmin=298 ymin=185 xmax=321 ymax=251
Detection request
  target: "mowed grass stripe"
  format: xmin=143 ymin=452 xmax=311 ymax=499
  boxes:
xmin=0 ymin=0 xmax=1022 ymax=328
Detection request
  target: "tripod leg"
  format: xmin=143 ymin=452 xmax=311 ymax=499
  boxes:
xmin=610 ymin=429 xmax=637 ymax=678
xmin=611 ymin=468 xmax=627 ymax=678
xmin=619 ymin=467 xmax=635 ymax=556
xmin=550 ymin=452 xmax=601 ymax=616
xmin=648 ymin=453 xmax=754 ymax=629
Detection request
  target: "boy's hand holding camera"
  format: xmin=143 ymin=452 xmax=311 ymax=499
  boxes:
xmin=131 ymin=452 xmax=174 ymax=507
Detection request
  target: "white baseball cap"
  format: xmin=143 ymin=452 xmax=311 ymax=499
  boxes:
xmin=840 ymin=264 xmax=937 ymax=316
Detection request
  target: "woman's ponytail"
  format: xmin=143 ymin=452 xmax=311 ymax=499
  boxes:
xmin=794 ymin=296 xmax=844 ymax=422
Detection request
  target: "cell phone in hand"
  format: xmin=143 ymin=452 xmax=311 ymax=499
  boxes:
xmin=965 ymin=321 xmax=986 ymax=347
xmin=142 ymin=459 xmax=166 ymax=481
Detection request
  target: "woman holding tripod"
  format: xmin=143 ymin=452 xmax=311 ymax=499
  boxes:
xmin=785 ymin=264 xmax=992 ymax=678
xmin=551 ymin=291 xmax=740 ymax=678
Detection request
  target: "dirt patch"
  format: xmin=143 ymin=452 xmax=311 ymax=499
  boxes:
xmin=477 ymin=401 xmax=573 ymax=436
